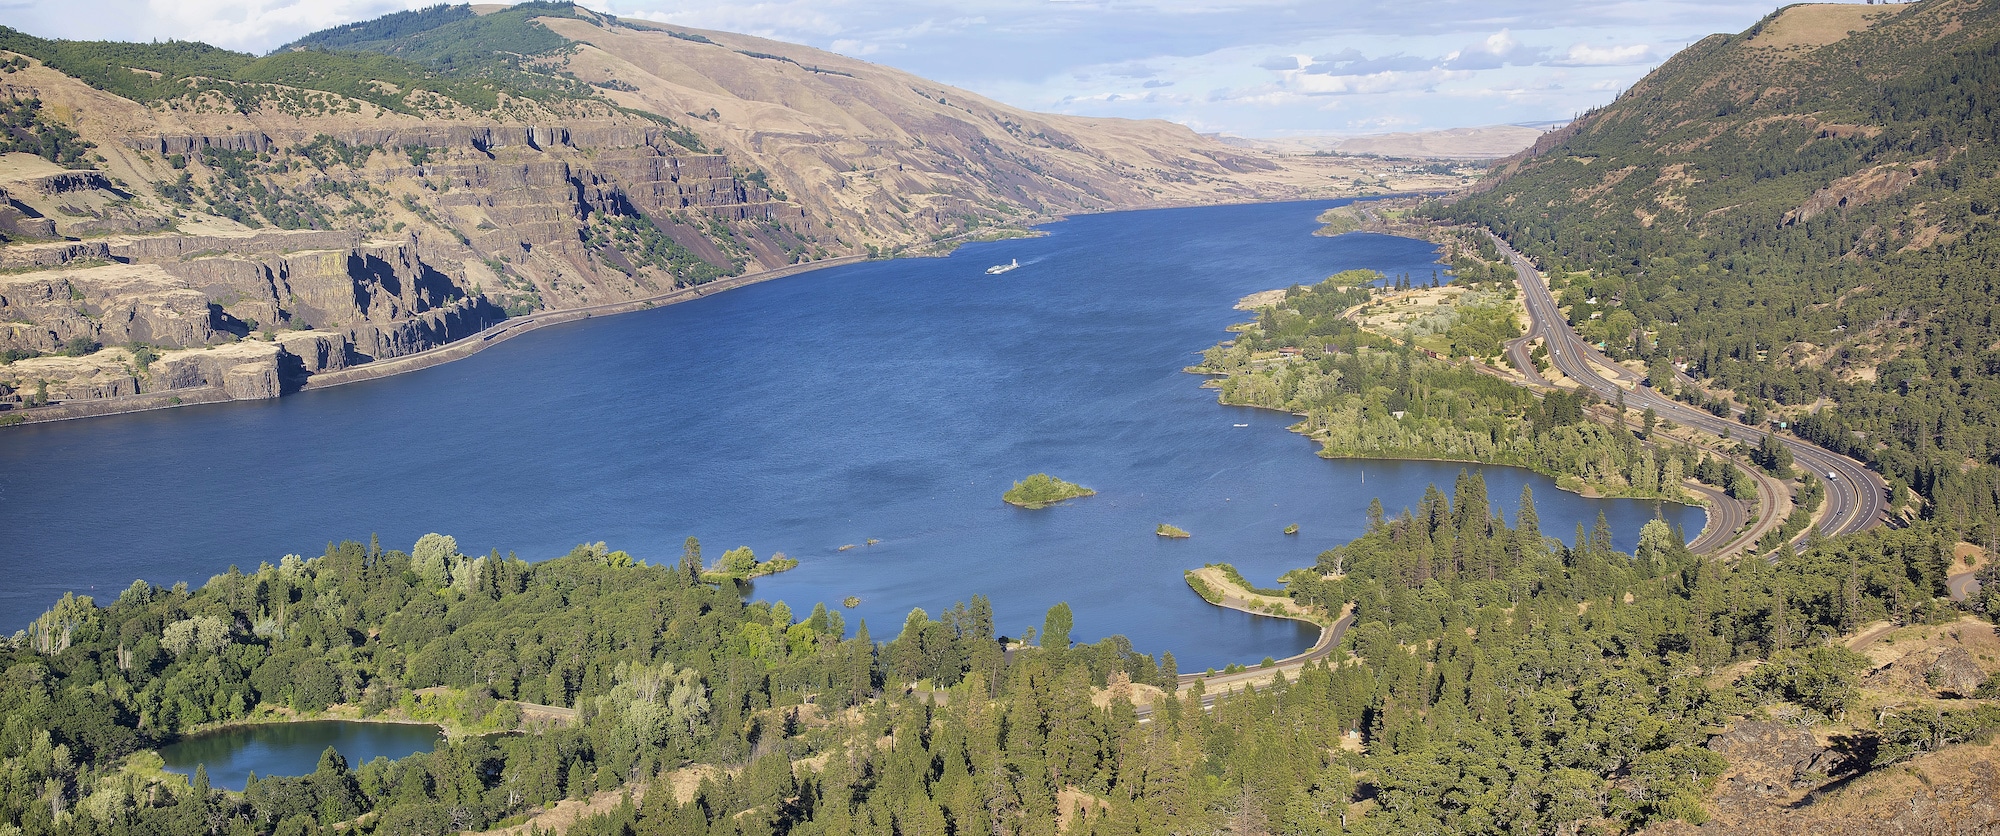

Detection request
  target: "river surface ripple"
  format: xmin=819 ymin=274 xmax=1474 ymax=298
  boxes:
xmin=157 ymin=720 xmax=441 ymax=791
xmin=0 ymin=201 xmax=1700 ymax=670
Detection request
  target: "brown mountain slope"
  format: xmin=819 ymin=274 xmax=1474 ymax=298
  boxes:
xmin=534 ymin=15 xmax=1378 ymax=245
xmin=0 ymin=6 xmax=1447 ymax=422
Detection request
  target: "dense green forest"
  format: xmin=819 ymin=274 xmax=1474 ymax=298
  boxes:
xmin=0 ymin=28 xmax=522 ymax=115
xmin=10 ymin=1 xmax=2000 ymax=833
xmin=2 ymin=475 xmax=1983 ymax=835
xmin=277 ymin=5 xmax=484 ymax=56
xmin=1437 ymin=0 xmax=2000 ymax=537
xmin=279 ymin=2 xmax=585 ymax=76
xmin=1196 ymin=271 xmax=1752 ymax=504
xmin=0 ymin=534 xmax=1168 ymax=835
xmin=0 ymin=3 xmax=663 ymax=117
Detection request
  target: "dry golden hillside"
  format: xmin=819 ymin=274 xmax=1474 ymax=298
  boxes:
xmin=0 ymin=3 xmax=1454 ymax=422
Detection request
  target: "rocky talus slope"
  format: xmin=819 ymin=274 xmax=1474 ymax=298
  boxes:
xmin=0 ymin=3 xmax=1449 ymax=420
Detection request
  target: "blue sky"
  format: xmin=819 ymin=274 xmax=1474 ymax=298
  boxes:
xmin=0 ymin=0 xmax=1803 ymax=136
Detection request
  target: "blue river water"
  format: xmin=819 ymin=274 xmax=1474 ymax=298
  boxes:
xmin=157 ymin=721 xmax=441 ymax=791
xmin=0 ymin=200 xmax=1699 ymax=670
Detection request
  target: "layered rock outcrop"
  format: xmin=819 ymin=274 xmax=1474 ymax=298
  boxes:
xmin=0 ymin=5 xmax=1437 ymax=421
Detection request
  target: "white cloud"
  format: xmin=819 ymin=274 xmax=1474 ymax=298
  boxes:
xmin=1554 ymin=42 xmax=1656 ymax=66
xmin=621 ymin=2 xmax=848 ymax=40
xmin=1287 ymin=68 xmax=1467 ymax=96
xmin=1442 ymin=29 xmax=1547 ymax=70
xmin=3 ymin=0 xmax=1791 ymax=136
xmin=123 ymin=0 xmax=426 ymax=52
xmin=830 ymin=38 xmax=881 ymax=55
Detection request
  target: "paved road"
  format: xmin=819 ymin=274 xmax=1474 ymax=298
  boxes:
xmin=1950 ymin=572 xmax=1982 ymax=603
xmin=1490 ymin=231 xmax=1887 ymax=550
xmin=1682 ymin=480 xmax=1750 ymax=555
xmin=1133 ymin=605 xmax=1356 ymax=719
xmin=1499 ymin=257 xmax=1761 ymax=555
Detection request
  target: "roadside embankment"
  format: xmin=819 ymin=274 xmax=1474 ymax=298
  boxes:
xmin=1179 ymin=564 xmax=1353 ymax=696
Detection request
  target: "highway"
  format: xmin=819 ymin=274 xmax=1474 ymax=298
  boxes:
xmin=1489 ymin=231 xmax=1888 ymax=550
xmin=1681 ymin=480 xmax=1755 ymax=555
xmin=1127 ymin=233 xmax=1890 ymax=721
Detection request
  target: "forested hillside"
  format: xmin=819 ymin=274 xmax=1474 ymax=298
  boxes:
xmin=2 ymin=479 xmax=1987 ymax=835
xmin=1440 ymin=0 xmax=2000 ymax=537
xmin=0 ymin=535 xmax=1170 ymax=834
xmin=1193 ymin=271 xmax=1773 ymax=508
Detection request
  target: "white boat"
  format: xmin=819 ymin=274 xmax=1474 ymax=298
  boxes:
xmin=986 ymin=259 xmax=1019 ymax=275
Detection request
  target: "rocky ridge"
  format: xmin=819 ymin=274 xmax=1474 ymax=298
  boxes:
xmin=0 ymin=3 xmax=1453 ymax=420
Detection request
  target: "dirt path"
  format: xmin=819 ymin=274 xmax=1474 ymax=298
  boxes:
xmin=1844 ymin=621 xmax=1899 ymax=652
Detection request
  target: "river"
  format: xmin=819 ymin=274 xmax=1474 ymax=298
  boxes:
xmin=0 ymin=200 xmax=1700 ymax=670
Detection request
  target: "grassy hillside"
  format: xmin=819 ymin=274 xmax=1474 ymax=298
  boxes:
xmin=0 ymin=2 xmax=644 ymax=118
xmin=0 ymin=26 xmax=566 ymax=114
xmin=280 ymin=2 xmax=584 ymax=73
xmin=1441 ymin=0 xmax=2000 ymax=535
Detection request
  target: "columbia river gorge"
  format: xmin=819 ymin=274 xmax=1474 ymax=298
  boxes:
xmin=0 ymin=200 xmax=1700 ymax=671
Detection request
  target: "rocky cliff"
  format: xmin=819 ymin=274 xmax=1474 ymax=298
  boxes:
xmin=0 ymin=3 xmax=1453 ymax=420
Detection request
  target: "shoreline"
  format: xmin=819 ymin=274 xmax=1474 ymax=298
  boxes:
xmin=1198 ymin=212 xmax=1722 ymax=542
xmin=1 ymin=196 xmax=1376 ymax=429
xmin=299 ymin=254 xmax=870 ymax=393
xmin=1177 ymin=566 xmax=1355 ymax=692
xmin=160 ymin=688 xmax=575 ymax=750
xmin=2 ymin=254 xmax=870 ymax=427
xmin=171 ymin=713 xmax=447 ymax=742
xmin=1312 ymin=447 xmax=1707 ymax=509
xmin=1204 ymin=394 xmax=1715 ymax=536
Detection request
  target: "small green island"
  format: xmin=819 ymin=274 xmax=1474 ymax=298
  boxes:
xmin=1156 ymin=523 xmax=1191 ymax=538
xmin=700 ymin=545 xmax=799 ymax=581
xmin=1002 ymin=473 xmax=1097 ymax=509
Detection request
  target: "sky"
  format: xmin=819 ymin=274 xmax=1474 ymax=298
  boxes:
xmin=0 ymin=0 xmax=1806 ymax=136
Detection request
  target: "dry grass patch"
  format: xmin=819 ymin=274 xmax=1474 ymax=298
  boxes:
xmin=1746 ymin=3 xmax=1905 ymax=51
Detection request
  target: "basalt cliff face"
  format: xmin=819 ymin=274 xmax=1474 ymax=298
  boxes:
xmin=0 ymin=3 xmax=1443 ymax=420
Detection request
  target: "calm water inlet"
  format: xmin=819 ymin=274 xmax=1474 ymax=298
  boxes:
xmin=158 ymin=721 xmax=441 ymax=792
xmin=1 ymin=201 xmax=1701 ymax=671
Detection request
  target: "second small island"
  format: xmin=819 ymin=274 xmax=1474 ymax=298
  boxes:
xmin=1003 ymin=473 xmax=1097 ymax=509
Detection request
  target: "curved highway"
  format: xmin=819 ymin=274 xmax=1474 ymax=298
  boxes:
xmin=1681 ymin=480 xmax=1753 ymax=555
xmin=1489 ymin=231 xmax=1887 ymax=548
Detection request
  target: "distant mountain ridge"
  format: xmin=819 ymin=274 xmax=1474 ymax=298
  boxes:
xmin=0 ymin=2 xmax=1447 ymax=420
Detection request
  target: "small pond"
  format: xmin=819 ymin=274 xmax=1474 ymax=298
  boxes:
xmin=157 ymin=720 xmax=442 ymax=791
